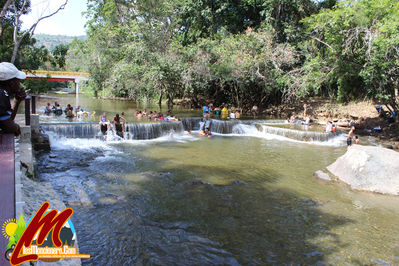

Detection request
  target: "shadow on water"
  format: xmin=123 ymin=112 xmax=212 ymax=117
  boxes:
xmin=36 ymin=144 xmax=352 ymax=265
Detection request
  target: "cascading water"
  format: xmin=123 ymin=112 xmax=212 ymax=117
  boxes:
xmin=41 ymin=121 xmax=184 ymax=140
xmin=256 ymin=124 xmax=333 ymax=142
xmin=40 ymin=119 xmax=339 ymax=143
xmin=180 ymin=117 xmax=202 ymax=131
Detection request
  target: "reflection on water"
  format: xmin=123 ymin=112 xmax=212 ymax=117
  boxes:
xmin=36 ymin=133 xmax=399 ymax=265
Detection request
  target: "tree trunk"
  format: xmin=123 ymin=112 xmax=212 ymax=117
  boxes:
xmin=158 ymin=91 xmax=163 ymax=107
xmin=11 ymin=39 xmax=21 ymax=63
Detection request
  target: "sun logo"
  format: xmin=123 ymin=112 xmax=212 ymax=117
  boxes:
xmin=2 ymin=219 xmax=17 ymax=239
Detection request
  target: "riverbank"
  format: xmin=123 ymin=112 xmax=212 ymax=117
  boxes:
xmin=261 ymin=99 xmax=399 ymax=150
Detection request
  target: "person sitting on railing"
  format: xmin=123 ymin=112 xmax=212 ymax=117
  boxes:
xmin=0 ymin=62 xmax=27 ymax=136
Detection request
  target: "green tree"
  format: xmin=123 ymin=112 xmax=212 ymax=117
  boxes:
xmin=51 ymin=44 xmax=68 ymax=69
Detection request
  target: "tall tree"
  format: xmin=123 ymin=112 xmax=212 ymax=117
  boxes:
xmin=10 ymin=0 xmax=68 ymax=63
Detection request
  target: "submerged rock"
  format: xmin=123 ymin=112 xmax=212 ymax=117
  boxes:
xmin=326 ymin=145 xmax=399 ymax=195
xmin=314 ymin=170 xmax=332 ymax=182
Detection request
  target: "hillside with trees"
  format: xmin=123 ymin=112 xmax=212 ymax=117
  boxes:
xmin=33 ymin=34 xmax=86 ymax=51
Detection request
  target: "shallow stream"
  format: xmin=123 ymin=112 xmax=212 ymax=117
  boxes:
xmin=34 ymin=95 xmax=399 ymax=265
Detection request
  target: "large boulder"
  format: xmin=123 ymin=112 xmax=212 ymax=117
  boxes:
xmin=327 ymin=145 xmax=399 ymax=195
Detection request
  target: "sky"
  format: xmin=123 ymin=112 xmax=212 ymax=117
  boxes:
xmin=22 ymin=0 xmax=88 ymax=36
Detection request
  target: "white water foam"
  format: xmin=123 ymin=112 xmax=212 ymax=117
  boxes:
xmin=224 ymin=124 xmax=347 ymax=147
xmin=121 ymin=131 xmax=199 ymax=146
xmin=48 ymin=132 xmax=115 ymax=151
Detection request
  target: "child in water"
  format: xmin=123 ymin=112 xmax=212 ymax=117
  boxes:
xmin=205 ymin=128 xmax=213 ymax=138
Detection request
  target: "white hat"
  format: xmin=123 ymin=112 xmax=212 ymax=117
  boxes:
xmin=0 ymin=62 xmax=26 ymax=81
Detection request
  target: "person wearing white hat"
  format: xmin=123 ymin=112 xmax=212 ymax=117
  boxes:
xmin=0 ymin=62 xmax=27 ymax=136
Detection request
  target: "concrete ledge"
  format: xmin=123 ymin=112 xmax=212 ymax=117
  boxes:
xmin=19 ymin=125 xmax=31 ymax=143
xmin=15 ymin=201 xmax=25 ymax=219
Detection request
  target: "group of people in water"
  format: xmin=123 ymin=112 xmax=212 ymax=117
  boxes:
xmin=202 ymin=103 xmax=259 ymax=120
xmin=98 ymin=112 xmax=127 ymax=138
xmin=134 ymin=109 xmax=179 ymax=122
xmin=44 ymin=101 xmax=92 ymax=119
xmin=43 ymin=100 xmax=363 ymax=144
xmin=98 ymin=109 xmax=181 ymax=138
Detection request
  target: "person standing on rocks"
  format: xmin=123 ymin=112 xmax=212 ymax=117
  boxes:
xmin=347 ymin=126 xmax=355 ymax=146
xmin=251 ymin=105 xmax=258 ymax=119
xmin=0 ymin=62 xmax=27 ymax=136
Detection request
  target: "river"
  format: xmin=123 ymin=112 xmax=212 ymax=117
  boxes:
xmin=34 ymin=94 xmax=399 ymax=265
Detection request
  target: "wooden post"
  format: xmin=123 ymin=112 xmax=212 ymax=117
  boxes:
xmin=25 ymin=96 xmax=31 ymax=126
xmin=75 ymin=80 xmax=79 ymax=107
xmin=31 ymin=95 xmax=36 ymax=114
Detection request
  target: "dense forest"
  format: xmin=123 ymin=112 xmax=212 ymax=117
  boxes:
xmin=1 ymin=0 xmax=398 ymax=114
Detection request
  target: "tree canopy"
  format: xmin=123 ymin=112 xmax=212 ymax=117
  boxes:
xmin=3 ymin=0 xmax=398 ymax=113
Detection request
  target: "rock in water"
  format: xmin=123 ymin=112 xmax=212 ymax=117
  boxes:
xmin=327 ymin=145 xmax=399 ymax=195
xmin=314 ymin=170 xmax=332 ymax=182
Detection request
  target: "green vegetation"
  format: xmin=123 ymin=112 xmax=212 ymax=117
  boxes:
xmin=0 ymin=0 xmax=73 ymax=93
xmin=1 ymin=0 xmax=398 ymax=113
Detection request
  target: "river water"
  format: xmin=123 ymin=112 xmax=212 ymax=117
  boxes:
xmin=34 ymin=95 xmax=399 ymax=265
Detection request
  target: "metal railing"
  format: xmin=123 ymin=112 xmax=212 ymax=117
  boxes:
xmin=22 ymin=70 xmax=90 ymax=77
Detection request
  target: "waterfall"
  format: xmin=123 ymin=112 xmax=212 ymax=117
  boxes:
xmin=126 ymin=122 xmax=183 ymax=139
xmin=256 ymin=124 xmax=333 ymax=142
xmin=176 ymin=118 xmax=287 ymax=134
xmin=41 ymin=122 xmax=184 ymax=140
xmin=40 ymin=119 xmax=337 ymax=142
xmin=41 ymin=122 xmax=98 ymax=138
xmin=180 ymin=117 xmax=202 ymax=131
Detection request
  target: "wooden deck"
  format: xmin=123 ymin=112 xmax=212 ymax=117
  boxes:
xmin=0 ymin=134 xmax=15 ymax=264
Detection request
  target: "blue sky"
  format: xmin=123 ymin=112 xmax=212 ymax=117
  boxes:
xmin=22 ymin=0 xmax=88 ymax=36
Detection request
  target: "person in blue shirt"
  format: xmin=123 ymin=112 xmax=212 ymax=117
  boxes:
xmin=203 ymin=104 xmax=210 ymax=117
xmin=0 ymin=62 xmax=27 ymax=136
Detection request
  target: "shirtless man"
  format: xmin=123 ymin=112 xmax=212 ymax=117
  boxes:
xmin=234 ymin=110 xmax=241 ymax=119
xmin=113 ymin=114 xmax=124 ymax=138
xmin=347 ymin=126 xmax=355 ymax=146
xmin=251 ymin=105 xmax=258 ymax=119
